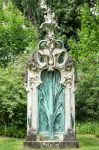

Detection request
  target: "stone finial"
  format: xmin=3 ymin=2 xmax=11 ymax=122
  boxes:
xmin=40 ymin=7 xmax=59 ymax=38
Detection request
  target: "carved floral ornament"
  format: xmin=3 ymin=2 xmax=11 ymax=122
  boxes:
xmin=27 ymin=7 xmax=74 ymax=72
xmin=27 ymin=43 xmax=75 ymax=88
xmin=26 ymin=7 xmax=76 ymax=88
xmin=28 ymin=38 xmax=74 ymax=72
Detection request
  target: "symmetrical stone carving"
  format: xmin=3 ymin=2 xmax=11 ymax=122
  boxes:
xmin=38 ymin=69 xmax=64 ymax=138
xmin=28 ymin=38 xmax=71 ymax=71
xmin=24 ymin=3 xmax=78 ymax=148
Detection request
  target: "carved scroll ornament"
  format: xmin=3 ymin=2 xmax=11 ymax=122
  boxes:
xmin=28 ymin=37 xmax=74 ymax=72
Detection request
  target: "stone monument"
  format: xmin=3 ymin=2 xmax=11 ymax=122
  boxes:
xmin=24 ymin=3 xmax=79 ymax=149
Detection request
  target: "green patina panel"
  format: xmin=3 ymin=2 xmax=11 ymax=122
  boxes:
xmin=38 ymin=69 xmax=65 ymax=138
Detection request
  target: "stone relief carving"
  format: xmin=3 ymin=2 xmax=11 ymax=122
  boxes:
xmin=38 ymin=69 xmax=64 ymax=136
xmin=25 ymin=3 xmax=77 ymax=143
xmin=28 ymin=38 xmax=74 ymax=72
xmin=27 ymin=6 xmax=74 ymax=74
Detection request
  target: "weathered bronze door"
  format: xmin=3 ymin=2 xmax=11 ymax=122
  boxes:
xmin=38 ymin=69 xmax=65 ymax=139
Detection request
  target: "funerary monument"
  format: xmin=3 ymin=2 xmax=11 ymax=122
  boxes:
xmin=24 ymin=3 xmax=79 ymax=148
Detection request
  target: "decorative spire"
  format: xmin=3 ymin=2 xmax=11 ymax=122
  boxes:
xmin=40 ymin=1 xmax=59 ymax=38
xmin=28 ymin=1 xmax=74 ymax=72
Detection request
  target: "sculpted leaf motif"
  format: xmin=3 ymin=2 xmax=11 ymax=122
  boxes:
xmin=38 ymin=69 xmax=64 ymax=135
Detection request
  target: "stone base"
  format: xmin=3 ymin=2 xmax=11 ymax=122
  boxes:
xmin=24 ymin=141 xmax=79 ymax=149
xmin=24 ymin=129 xmax=79 ymax=149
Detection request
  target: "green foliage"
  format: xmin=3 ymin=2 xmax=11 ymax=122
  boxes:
xmin=0 ymin=47 xmax=37 ymax=137
xmin=11 ymin=0 xmax=81 ymax=48
xmin=0 ymin=126 xmax=26 ymax=138
xmin=11 ymin=0 xmax=97 ymax=49
xmin=51 ymin=0 xmax=82 ymax=48
xmin=95 ymin=133 xmax=99 ymax=138
xmin=0 ymin=0 xmax=37 ymax=137
xmin=0 ymin=0 xmax=37 ymax=67
xmin=0 ymin=65 xmax=26 ymax=128
xmin=76 ymin=122 xmax=99 ymax=134
xmin=68 ymin=4 xmax=99 ymax=121
xmin=78 ymin=135 xmax=99 ymax=150
xmin=95 ymin=124 xmax=99 ymax=137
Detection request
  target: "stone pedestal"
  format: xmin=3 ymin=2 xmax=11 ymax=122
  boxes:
xmin=24 ymin=141 xmax=78 ymax=149
xmin=24 ymin=129 xmax=79 ymax=149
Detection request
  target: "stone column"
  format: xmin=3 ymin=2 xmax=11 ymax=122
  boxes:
xmin=26 ymin=71 xmax=39 ymax=141
xmin=31 ymin=85 xmax=38 ymax=133
xmin=65 ymin=79 xmax=72 ymax=132
xmin=71 ymin=73 xmax=75 ymax=132
xmin=26 ymin=71 xmax=32 ymax=133
xmin=30 ymin=72 xmax=40 ymax=134
xmin=27 ymin=90 xmax=32 ymax=133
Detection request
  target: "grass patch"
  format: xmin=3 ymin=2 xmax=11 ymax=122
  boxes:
xmin=0 ymin=137 xmax=23 ymax=150
xmin=0 ymin=135 xmax=99 ymax=150
xmin=78 ymin=135 xmax=99 ymax=150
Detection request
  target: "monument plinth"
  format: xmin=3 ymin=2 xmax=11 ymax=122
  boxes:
xmin=24 ymin=5 xmax=79 ymax=149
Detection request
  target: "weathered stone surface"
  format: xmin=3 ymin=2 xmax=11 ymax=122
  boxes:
xmin=24 ymin=1 xmax=79 ymax=149
xmin=26 ymin=130 xmax=37 ymax=141
xmin=64 ymin=129 xmax=77 ymax=141
xmin=24 ymin=141 xmax=79 ymax=149
xmin=24 ymin=129 xmax=79 ymax=148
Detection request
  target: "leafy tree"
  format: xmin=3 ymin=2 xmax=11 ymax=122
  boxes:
xmin=11 ymin=0 xmax=82 ymax=48
xmin=0 ymin=39 xmax=38 ymax=136
xmin=11 ymin=0 xmax=97 ymax=49
xmin=0 ymin=0 xmax=37 ymax=137
xmin=68 ymin=3 xmax=99 ymax=121
xmin=0 ymin=0 xmax=37 ymax=67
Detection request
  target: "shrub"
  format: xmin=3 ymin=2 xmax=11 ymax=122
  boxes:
xmin=0 ymin=126 xmax=26 ymax=138
xmin=68 ymin=4 xmax=99 ymax=121
xmin=0 ymin=0 xmax=37 ymax=138
xmin=95 ymin=127 xmax=99 ymax=138
xmin=0 ymin=66 xmax=27 ymax=129
xmin=0 ymin=127 xmax=5 ymax=135
xmin=76 ymin=122 xmax=99 ymax=134
xmin=95 ymin=133 xmax=99 ymax=138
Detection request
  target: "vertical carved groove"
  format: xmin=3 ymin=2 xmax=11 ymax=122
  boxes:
xmin=38 ymin=69 xmax=65 ymax=136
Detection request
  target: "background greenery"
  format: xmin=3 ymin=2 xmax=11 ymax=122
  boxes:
xmin=11 ymin=0 xmax=97 ymax=49
xmin=0 ymin=0 xmax=98 ymax=138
